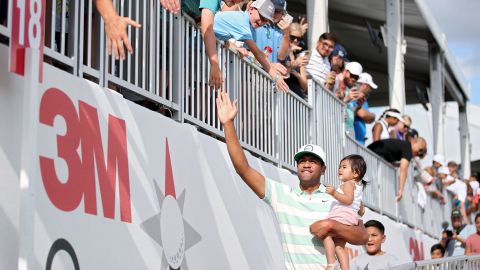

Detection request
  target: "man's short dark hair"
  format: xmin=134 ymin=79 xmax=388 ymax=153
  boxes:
xmin=318 ymin=32 xmax=336 ymax=43
xmin=365 ymin=220 xmax=385 ymax=234
xmin=475 ymin=213 xmax=480 ymax=223
xmin=430 ymin=243 xmax=445 ymax=256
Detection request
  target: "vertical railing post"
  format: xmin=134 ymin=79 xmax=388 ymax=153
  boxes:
xmin=227 ymin=50 xmax=239 ymax=131
xmin=276 ymin=90 xmax=283 ymax=167
xmin=70 ymin=0 xmax=80 ymax=76
xmin=307 ymin=78 xmax=316 ymax=144
xmin=171 ymin=13 xmax=183 ymax=122
xmin=378 ymin=160 xmax=383 ymax=215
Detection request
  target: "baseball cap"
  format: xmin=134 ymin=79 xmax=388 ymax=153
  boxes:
xmin=433 ymin=154 xmax=446 ymax=165
xmin=331 ymin=44 xmax=349 ymax=61
xmin=251 ymin=0 xmax=276 ymax=22
xmin=294 ymin=144 xmax=326 ymax=164
xmin=271 ymin=0 xmax=286 ymax=10
xmin=357 ymin=72 xmax=378 ymax=89
xmin=345 ymin=62 xmax=363 ymax=76
xmin=438 ymin=166 xmax=450 ymax=175
xmin=451 ymin=209 xmax=462 ymax=218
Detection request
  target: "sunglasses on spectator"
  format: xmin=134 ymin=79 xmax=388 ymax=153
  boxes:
xmin=290 ymin=35 xmax=302 ymax=41
xmin=350 ymin=73 xmax=359 ymax=80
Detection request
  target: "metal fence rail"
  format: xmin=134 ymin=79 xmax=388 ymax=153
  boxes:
xmin=311 ymin=80 xmax=345 ymax=184
xmin=0 ymin=0 xmax=454 ymax=238
xmin=280 ymin=91 xmax=313 ymax=170
xmin=44 ymin=0 xmax=78 ymax=74
xmin=391 ymin=255 xmax=480 ymax=270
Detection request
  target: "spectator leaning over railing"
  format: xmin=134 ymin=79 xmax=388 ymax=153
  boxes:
xmin=419 ymin=166 xmax=446 ymax=204
xmin=328 ymin=61 xmax=363 ymax=101
xmin=297 ymin=33 xmax=336 ymax=90
xmin=432 ymin=154 xmax=446 ymax=192
xmin=213 ymin=0 xmax=289 ymax=92
xmin=440 ymin=166 xmax=470 ymax=224
xmin=352 ymin=72 xmax=377 ymax=145
xmin=253 ymin=0 xmax=289 ymax=63
xmin=442 ymin=209 xmax=476 ymax=256
xmin=430 ymin=243 xmax=445 ymax=259
xmin=280 ymin=22 xmax=310 ymax=98
xmin=371 ymin=108 xmax=404 ymax=142
xmin=160 ymin=0 xmax=245 ymax=90
xmin=94 ymin=0 xmax=142 ymax=60
xmin=465 ymin=213 xmax=480 ymax=255
xmin=367 ymin=137 xmax=427 ymax=201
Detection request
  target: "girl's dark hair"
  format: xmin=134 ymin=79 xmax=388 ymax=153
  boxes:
xmin=378 ymin=108 xmax=400 ymax=120
xmin=341 ymin=154 xmax=367 ymax=189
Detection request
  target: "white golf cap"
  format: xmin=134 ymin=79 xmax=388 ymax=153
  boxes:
xmin=251 ymin=0 xmax=276 ymax=22
xmin=294 ymin=144 xmax=326 ymax=164
xmin=433 ymin=154 xmax=446 ymax=165
xmin=438 ymin=166 xmax=450 ymax=175
xmin=357 ymin=72 xmax=378 ymax=89
xmin=345 ymin=62 xmax=363 ymax=76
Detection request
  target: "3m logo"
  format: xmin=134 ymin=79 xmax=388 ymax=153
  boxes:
xmin=38 ymin=88 xmax=132 ymax=223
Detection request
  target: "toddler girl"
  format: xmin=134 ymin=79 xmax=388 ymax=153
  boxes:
xmin=324 ymin=154 xmax=367 ymax=270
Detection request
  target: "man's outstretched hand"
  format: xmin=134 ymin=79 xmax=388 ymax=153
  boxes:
xmin=216 ymin=91 xmax=238 ymax=125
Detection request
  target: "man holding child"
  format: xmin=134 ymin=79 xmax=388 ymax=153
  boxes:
xmin=216 ymin=90 xmax=367 ymax=269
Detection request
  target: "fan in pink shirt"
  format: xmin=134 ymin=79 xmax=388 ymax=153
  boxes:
xmin=465 ymin=213 xmax=480 ymax=255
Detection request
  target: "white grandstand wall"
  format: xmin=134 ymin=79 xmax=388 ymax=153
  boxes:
xmin=0 ymin=45 xmax=438 ymax=269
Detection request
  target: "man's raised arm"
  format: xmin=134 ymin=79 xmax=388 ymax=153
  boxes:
xmin=216 ymin=91 xmax=266 ymax=198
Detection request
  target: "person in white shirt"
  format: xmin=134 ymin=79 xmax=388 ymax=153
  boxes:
xmin=299 ymin=32 xmax=336 ymax=88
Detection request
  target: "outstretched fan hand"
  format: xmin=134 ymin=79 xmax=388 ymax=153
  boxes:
xmin=216 ymin=91 xmax=238 ymax=125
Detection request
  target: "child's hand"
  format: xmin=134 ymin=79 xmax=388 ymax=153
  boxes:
xmin=325 ymin=185 xmax=335 ymax=196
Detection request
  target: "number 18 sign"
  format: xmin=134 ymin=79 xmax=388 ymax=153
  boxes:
xmin=9 ymin=0 xmax=45 ymax=82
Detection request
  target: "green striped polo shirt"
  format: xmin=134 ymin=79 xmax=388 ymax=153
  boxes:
xmin=263 ymin=178 xmax=333 ymax=270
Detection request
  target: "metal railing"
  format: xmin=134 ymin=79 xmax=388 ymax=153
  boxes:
xmin=311 ymin=79 xmax=346 ymax=183
xmin=391 ymin=255 xmax=480 ymax=270
xmin=0 ymin=0 xmax=453 ymax=238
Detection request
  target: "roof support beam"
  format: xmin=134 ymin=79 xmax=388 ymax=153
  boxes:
xmin=444 ymin=71 xmax=465 ymax=107
xmin=459 ymin=105 xmax=471 ymax=179
xmin=386 ymin=0 xmax=406 ymax=113
xmin=306 ymin=0 xmax=328 ymax=50
xmin=428 ymin=43 xmax=445 ymax=156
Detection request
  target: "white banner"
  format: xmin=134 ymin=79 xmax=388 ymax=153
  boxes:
xmin=0 ymin=44 xmax=439 ymax=269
